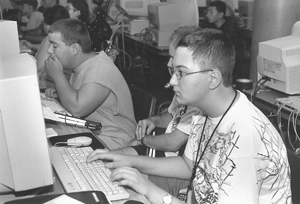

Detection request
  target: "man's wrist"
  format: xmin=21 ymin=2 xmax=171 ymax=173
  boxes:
xmin=141 ymin=136 xmax=147 ymax=146
xmin=131 ymin=144 xmax=148 ymax=155
xmin=149 ymin=116 xmax=159 ymax=126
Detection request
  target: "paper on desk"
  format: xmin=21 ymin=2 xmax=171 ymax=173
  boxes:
xmin=44 ymin=194 xmax=85 ymax=204
xmin=46 ymin=128 xmax=58 ymax=138
xmin=42 ymin=106 xmax=61 ymax=121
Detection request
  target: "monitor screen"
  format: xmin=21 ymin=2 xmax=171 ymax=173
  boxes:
xmin=166 ymin=0 xmax=199 ymax=27
xmin=257 ymin=33 xmax=300 ymax=95
xmin=148 ymin=0 xmax=199 ymax=30
xmin=114 ymin=0 xmax=160 ymax=18
xmin=0 ymin=52 xmax=53 ymax=193
xmin=148 ymin=2 xmax=180 ymax=31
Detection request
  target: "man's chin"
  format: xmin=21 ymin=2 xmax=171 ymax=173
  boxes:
xmin=175 ymin=95 xmax=187 ymax=106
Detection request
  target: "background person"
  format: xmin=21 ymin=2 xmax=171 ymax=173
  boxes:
xmin=17 ymin=0 xmax=43 ymax=30
xmin=20 ymin=0 xmax=59 ymax=43
xmin=44 ymin=19 xmax=136 ymax=149
xmin=38 ymin=0 xmax=59 ymax=12
xmin=23 ymin=5 xmax=70 ymax=88
xmin=66 ymin=0 xmax=91 ymax=24
xmin=206 ymin=0 xmax=247 ymax=81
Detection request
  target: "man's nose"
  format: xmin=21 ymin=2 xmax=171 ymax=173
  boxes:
xmin=169 ymin=72 xmax=178 ymax=87
xmin=47 ymin=45 xmax=53 ymax=54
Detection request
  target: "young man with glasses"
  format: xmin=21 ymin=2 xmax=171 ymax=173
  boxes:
xmin=105 ymin=26 xmax=201 ymax=161
xmin=88 ymin=28 xmax=291 ymax=204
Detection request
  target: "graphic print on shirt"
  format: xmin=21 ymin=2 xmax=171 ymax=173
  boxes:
xmin=190 ymin=110 xmax=291 ymax=204
xmin=191 ymin=116 xmax=238 ymax=204
xmin=170 ymin=105 xmax=187 ymax=131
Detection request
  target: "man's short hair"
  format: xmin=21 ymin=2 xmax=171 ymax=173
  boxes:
xmin=49 ymin=19 xmax=92 ymax=53
xmin=169 ymin=26 xmax=200 ymax=48
xmin=17 ymin=0 xmax=38 ymax=10
xmin=44 ymin=5 xmax=69 ymax=26
xmin=177 ymin=28 xmax=235 ymax=86
xmin=209 ymin=1 xmax=226 ymax=17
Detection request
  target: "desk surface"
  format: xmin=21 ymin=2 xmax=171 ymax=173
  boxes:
xmin=0 ymin=122 xmax=149 ymax=204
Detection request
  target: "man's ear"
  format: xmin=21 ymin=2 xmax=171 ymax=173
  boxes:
xmin=71 ymin=43 xmax=81 ymax=56
xmin=219 ymin=11 xmax=225 ymax=19
xmin=209 ymin=70 xmax=222 ymax=90
xmin=76 ymin=10 xmax=81 ymax=19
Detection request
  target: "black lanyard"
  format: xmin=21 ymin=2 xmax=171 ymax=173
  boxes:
xmin=187 ymin=90 xmax=238 ymax=193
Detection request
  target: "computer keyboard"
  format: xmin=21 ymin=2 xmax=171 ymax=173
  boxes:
xmin=41 ymin=93 xmax=71 ymax=115
xmin=50 ymin=146 xmax=130 ymax=201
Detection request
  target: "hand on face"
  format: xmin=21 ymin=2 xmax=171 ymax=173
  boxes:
xmin=45 ymin=53 xmax=64 ymax=79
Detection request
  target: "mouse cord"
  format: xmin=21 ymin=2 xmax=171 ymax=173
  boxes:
xmin=54 ymin=142 xmax=67 ymax=147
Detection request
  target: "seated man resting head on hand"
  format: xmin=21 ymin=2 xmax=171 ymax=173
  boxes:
xmin=44 ymin=19 xmax=136 ymax=149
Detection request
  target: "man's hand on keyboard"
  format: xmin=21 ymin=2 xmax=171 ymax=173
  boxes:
xmin=87 ymin=149 xmax=132 ymax=169
xmin=110 ymin=166 xmax=158 ymax=198
xmin=45 ymin=87 xmax=58 ymax=98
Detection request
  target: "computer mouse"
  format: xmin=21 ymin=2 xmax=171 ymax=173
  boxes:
xmin=124 ymin=200 xmax=144 ymax=204
xmin=67 ymin=136 xmax=92 ymax=147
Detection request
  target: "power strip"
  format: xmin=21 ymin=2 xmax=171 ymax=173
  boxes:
xmin=276 ymin=96 xmax=300 ymax=113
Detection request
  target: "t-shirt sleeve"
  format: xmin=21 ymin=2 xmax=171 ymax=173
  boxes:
xmin=176 ymin=106 xmax=198 ymax=134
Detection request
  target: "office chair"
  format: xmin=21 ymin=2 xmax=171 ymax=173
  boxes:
xmin=286 ymin=148 xmax=300 ymax=203
xmin=129 ymin=84 xmax=156 ymax=122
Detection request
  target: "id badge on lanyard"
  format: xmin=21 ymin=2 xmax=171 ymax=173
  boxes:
xmin=178 ymin=188 xmax=193 ymax=204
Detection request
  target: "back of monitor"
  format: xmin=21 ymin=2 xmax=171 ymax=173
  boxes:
xmin=0 ymin=53 xmax=53 ymax=193
xmin=0 ymin=21 xmax=20 ymax=57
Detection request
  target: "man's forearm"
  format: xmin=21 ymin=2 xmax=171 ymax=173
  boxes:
xmin=150 ymin=112 xmax=173 ymax=128
xmin=143 ymin=130 xmax=188 ymax=152
xmin=24 ymin=34 xmax=45 ymax=44
xmin=132 ymin=155 xmax=191 ymax=179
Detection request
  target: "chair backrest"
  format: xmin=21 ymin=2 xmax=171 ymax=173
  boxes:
xmin=129 ymin=85 xmax=156 ymax=122
xmin=287 ymin=148 xmax=300 ymax=203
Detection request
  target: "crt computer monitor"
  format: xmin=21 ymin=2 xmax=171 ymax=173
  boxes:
xmin=148 ymin=0 xmax=199 ymax=30
xmin=257 ymin=22 xmax=300 ymax=95
xmin=238 ymin=0 xmax=255 ymax=17
xmin=166 ymin=0 xmax=199 ymax=27
xmin=148 ymin=2 xmax=180 ymax=31
xmin=114 ymin=0 xmax=161 ymax=18
xmin=0 ymin=52 xmax=53 ymax=194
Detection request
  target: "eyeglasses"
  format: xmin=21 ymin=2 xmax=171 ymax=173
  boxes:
xmin=168 ymin=67 xmax=213 ymax=80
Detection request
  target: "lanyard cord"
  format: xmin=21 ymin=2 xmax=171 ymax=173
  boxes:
xmin=187 ymin=90 xmax=237 ymax=193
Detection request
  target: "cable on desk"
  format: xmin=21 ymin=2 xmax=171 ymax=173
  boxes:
xmin=287 ymin=109 xmax=300 ymax=151
xmin=251 ymin=76 xmax=270 ymax=103
xmin=273 ymin=98 xmax=300 ymax=152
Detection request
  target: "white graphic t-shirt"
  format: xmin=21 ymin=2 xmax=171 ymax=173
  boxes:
xmin=184 ymin=92 xmax=291 ymax=204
